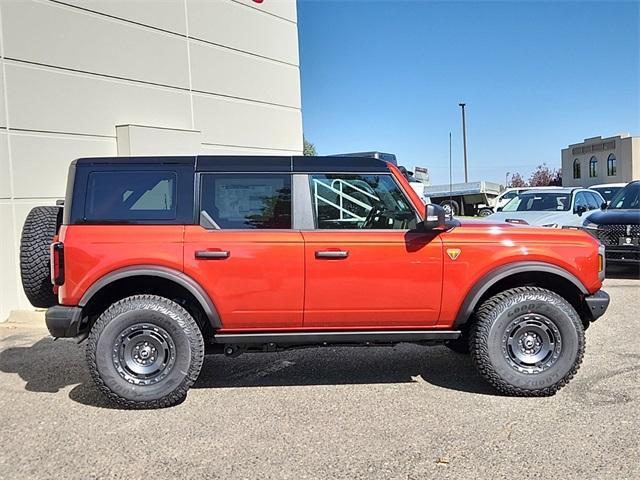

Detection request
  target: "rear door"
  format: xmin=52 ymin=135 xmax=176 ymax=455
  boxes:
xmin=183 ymin=170 xmax=304 ymax=330
xmin=301 ymin=172 xmax=443 ymax=328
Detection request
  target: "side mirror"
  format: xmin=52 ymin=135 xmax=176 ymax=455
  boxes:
xmin=601 ymin=201 xmax=608 ymax=210
xmin=575 ymin=204 xmax=587 ymax=216
xmin=496 ymin=206 xmax=503 ymax=212
xmin=424 ymin=204 xmax=446 ymax=231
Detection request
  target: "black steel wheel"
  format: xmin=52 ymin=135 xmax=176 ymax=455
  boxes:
xmin=113 ymin=324 xmax=177 ymax=386
xmin=470 ymin=287 xmax=584 ymax=396
xmin=87 ymin=295 xmax=204 ymax=409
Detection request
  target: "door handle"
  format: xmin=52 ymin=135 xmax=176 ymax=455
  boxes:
xmin=315 ymin=250 xmax=349 ymax=259
xmin=195 ymin=250 xmax=230 ymax=260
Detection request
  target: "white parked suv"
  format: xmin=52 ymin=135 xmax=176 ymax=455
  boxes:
xmin=486 ymin=188 xmax=606 ymax=228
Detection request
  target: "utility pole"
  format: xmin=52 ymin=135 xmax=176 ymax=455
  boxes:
xmin=459 ymin=103 xmax=468 ymax=183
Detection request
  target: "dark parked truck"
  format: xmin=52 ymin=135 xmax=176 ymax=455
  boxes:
xmin=20 ymin=155 xmax=609 ymax=408
xmin=583 ymin=180 xmax=640 ymax=266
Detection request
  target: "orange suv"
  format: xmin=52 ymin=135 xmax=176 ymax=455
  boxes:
xmin=20 ymin=155 xmax=609 ymax=408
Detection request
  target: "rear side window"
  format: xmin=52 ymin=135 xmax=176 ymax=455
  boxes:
xmin=200 ymin=174 xmax=291 ymax=229
xmin=84 ymin=171 xmax=176 ymax=221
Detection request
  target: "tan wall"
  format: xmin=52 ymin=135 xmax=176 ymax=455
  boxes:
xmin=0 ymin=0 xmax=302 ymax=321
xmin=562 ymin=136 xmax=638 ymax=187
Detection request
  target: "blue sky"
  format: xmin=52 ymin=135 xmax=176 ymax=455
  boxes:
xmin=297 ymin=0 xmax=640 ymax=185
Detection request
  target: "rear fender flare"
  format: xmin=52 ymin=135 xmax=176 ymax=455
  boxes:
xmin=79 ymin=265 xmax=221 ymax=328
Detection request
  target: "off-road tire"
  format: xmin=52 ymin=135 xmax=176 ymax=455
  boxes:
xmin=87 ymin=295 xmax=205 ymax=409
xmin=469 ymin=287 xmax=585 ymax=397
xmin=20 ymin=206 xmax=62 ymax=308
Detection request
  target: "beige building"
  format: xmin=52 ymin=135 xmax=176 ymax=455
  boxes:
xmin=562 ymin=134 xmax=640 ymax=187
xmin=0 ymin=0 xmax=302 ymax=321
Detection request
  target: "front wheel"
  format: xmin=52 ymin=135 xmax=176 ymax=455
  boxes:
xmin=477 ymin=207 xmax=494 ymax=217
xmin=86 ymin=295 xmax=205 ymax=408
xmin=469 ymin=287 xmax=584 ymax=396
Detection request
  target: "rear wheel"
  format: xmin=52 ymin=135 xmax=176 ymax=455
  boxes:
xmin=440 ymin=200 xmax=459 ymax=217
xmin=86 ymin=295 xmax=205 ymax=409
xmin=20 ymin=206 xmax=62 ymax=308
xmin=469 ymin=287 xmax=584 ymax=396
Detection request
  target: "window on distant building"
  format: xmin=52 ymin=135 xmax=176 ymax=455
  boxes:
xmin=607 ymin=154 xmax=617 ymax=176
xmin=573 ymin=159 xmax=581 ymax=179
xmin=589 ymin=156 xmax=598 ymax=178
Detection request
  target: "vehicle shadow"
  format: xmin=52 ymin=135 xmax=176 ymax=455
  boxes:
xmin=0 ymin=336 xmax=497 ymax=409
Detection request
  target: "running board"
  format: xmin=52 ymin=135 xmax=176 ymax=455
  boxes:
xmin=212 ymin=330 xmax=461 ymax=345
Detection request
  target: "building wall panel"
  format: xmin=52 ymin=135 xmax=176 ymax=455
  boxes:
xmin=193 ymin=93 xmax=302 ymax=151
xmin=2 ymin=0 xmax=190 ymax=89
xmin=0 ymin=130 xmax=10 ymax=198
xmin=233 ymin=0 xmax=297 ymax=22
xmin=11 ymin=132 xmax=117 ymax=199
xmin=190 ymin=40 xmax=300 ymax=107
xmin=187 ymin=0 xmax=299 ymax=65
xmin=60 ymin=0 xmax=187 ymax=35
xmin=5 ymin=62 xmax=193 ymax=136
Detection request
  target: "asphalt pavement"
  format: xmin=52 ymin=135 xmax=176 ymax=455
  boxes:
xmin=1 ymin=274 xmax=638 ymax=480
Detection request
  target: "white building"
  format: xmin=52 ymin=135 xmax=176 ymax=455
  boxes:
xmin=0 ymin=0 xmax=303 ymax=321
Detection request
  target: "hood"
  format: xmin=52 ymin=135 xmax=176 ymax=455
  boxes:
xmin=486 ymin=211 xmax=570 ymax=226
xmin=585 ymin=209 xmax=640 ymax=225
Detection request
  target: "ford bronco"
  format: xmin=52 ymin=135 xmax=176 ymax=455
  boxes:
xmin=20 ymin=155 xmax=610 ymax=408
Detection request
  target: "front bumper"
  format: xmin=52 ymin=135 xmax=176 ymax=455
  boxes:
xmin=45 ymin=305 xmax=84 ymax=338
xmin=584 ymin=290 xmax=610 ymax=321
xmin=604 ymin=246 xmax=640 ymax=265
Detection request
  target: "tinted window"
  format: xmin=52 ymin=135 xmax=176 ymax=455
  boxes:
xmin=586 ymin=192 xmax=601 ymax=209
xmin=574 ymin=192 xmax=588 ymax=210
xmin=85 ymin=171 xmax=176 ymax=221
xmin=593 ymin=186 xmax=622 ymax=203
xmin=503 ymin=192 xmax=571 ymax=212
xmin=310 ymin=174 xmax=417 ymax=229
xmin=200 ymin=174 xmax=291 ymax=229
xmin=610 ymin=183 xmax=640 ymax=209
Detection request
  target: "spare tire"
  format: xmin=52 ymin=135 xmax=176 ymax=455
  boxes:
xmin=20 ymin=206 xmax=62 ymax=308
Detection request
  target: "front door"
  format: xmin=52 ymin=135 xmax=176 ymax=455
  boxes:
xmin=183 ymin=172 xmax=304 ymax=330
xmin=302 ymin=173 xmax=443 ymax=328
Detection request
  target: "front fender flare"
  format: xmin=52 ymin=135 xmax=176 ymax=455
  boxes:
xmin=453 ymin=261 xmax=589 ymax=328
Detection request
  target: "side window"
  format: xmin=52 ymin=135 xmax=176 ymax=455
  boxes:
xmin=586 ymin=192 xmax=601 ymax=210
xmin=200 ymin=174 xmax=291 ymax=229
xmin=309 ymin=174 xmax=417 ymax=230
xmin=574 ymin=192 xmax=589 ymax=211
xmin=85 ymin=170 xmax=176 ymax=221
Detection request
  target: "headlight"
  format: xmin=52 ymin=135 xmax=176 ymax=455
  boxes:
xmin=541 ymin=223 xmax=559 ymax=228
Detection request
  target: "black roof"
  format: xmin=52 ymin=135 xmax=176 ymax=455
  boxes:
xmin=73 ymin=155 xmax=390 ymax=173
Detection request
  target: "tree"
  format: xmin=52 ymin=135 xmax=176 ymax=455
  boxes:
xmin=529 ymin=164 xmax=562 ymax=187
xmin=303 ymin=138 xmax=317 ymax=156
xmin=508 ymin=172 xmax=527 ymax=188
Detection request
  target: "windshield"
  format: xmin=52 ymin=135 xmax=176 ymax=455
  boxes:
xmin=608 ymin=183 xmax=639 ymax=209
xmin=592 ymin=186 xmax=622 ymax=203
xmin=502 ymin=192 xmax=571 ymax=212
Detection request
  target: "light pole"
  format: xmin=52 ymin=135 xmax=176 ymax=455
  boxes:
xmin=459 ymin=103 xmax=468 ymax=183
xmin=505 ymin=171 xmax=510 ymax=187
